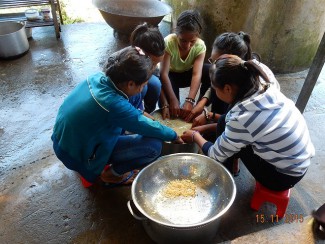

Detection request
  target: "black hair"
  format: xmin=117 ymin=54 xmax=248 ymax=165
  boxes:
xmin=212 ymin=31 xmax=260 ymax=61
xmin=210 ymin=54 xmax=270 ymax=106
xmin=104 ymin=46 xmax=153 ymax=86
xmin=130 ymin=22 xmax=165 ymax=57
xmin=175 ymin=10 xmax=203 ymax=35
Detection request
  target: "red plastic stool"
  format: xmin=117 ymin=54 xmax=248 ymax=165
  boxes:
xmin=250 ymin=181 xmax=291 ymax=218
xmin=79 ymin=165 xmax=111 ymax=188
xmin=80 ymin=176 xmax=93 ymax=188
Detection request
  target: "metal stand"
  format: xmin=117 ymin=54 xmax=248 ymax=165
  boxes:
xmin=296 ymin=32 xmax=325 ymax=113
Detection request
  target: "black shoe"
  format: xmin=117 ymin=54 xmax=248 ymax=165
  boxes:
xmin=312 ymin=203 xmax=325 ymax=240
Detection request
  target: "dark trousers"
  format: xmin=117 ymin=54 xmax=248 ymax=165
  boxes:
xmin=168 ymin=64 xmax=211 ymax=101
xmin=169 ymin=64 xmax=228 ymax=113
xmin=216 ymin=114 xmax=305 ymax=191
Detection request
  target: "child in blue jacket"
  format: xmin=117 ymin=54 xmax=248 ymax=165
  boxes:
xmin=52 ymin=46 xmax=181 ymax=186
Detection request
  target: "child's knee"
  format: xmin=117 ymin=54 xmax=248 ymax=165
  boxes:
xmin=148 ymin=77 xmax=161 ymax=95
xmin=147 ymin=138 xmax=163 ymax=158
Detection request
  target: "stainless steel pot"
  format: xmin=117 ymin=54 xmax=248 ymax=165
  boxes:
xmin=128 ymin=200 xmax=221 ymax=244
xmin=128 ymin=153 xmax=236 ymax=243
xmin=0 ymin=21 xmax=29 ymax=59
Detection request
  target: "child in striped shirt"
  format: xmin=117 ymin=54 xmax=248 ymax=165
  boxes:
xmin=181 ymin=54 xmax=315 ymax=191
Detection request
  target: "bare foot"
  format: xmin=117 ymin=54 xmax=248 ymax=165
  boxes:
xmin=100 ymin=167 xmax=139 ymax=185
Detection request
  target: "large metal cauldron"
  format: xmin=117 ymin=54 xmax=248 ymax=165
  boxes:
xmin=0 ymin=22 xmax=29 ymax=59
xmin=128 ymin=153 xmax=236 ymax=243
xmin=92 ymin=0 xmax=172 ymax=34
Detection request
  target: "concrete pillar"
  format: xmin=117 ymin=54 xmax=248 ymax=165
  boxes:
xmin=164 ymin=0 xmax=325 ymax=73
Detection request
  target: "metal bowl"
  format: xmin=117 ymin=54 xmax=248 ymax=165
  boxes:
xmin=130 ymin=153 xmax=236 ymax=243
xmin=132 ymin=153 xmax=236 ymax=227
xmin=92 ymin=0 xmax=172 ymax=34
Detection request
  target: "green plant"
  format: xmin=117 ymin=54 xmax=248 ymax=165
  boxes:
xmin=60 ymin=1 xmax=84 ymax=24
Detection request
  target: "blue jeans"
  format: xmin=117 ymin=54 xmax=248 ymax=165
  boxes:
xmin=143 ymin=74 xmax=161 ymax=113
xmin=109 ymin=134 xmax=163 ymax=175
xmin=129 ymin=74 xmax=161 ymax=113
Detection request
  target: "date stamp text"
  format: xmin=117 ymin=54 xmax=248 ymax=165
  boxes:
xmin=256 ymin=214 xmax=304 ymax=223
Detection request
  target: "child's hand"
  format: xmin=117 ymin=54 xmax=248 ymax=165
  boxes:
xmin=181 ymin=102 xmax=193 ymax=121
xmin=161 ymin=106 xmax=170 ymax=120
xmin=143 ymin=112 xmax=155 ymax=120
xmin=184 ymin=104 xmax=204 ymax=122
xmin=191 ymin=125 xmax=208 ymax=135
xmin=169 ymin=99 xmax=180 ymax=118
xmin=171 ymin=135 xmax=184 ymax=144
xmin=181 ymin=129 xmax=198 ymax=144
xmin=192 ymin=112 xmax=207 ymax=128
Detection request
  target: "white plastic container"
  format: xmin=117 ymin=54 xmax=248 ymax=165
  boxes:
xmin=25 ymin=8 xmax=40 ymax=21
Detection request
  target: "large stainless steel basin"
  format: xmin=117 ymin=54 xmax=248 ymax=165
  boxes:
xmin=129 ymin=153 xmax=236 ymax=243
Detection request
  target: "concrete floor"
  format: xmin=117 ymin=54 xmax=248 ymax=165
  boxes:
xmin=0 ymin=22 xmax=325 ymax=244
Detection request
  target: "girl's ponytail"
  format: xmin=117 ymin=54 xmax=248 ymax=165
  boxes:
xmin=238 ymin=31 xmax=252 ymax=60
xmin=104 ymin=46 xmax=153 ymax=85
xmin=244 ymin=60 xmax=270 ymax=91
xmin=130 ymin=22 xmax=165 ymax=57
xmin=210 ymin=55 xmax=271 ymax=105
xmin=130 ymin=23 xmax=148 ymax=44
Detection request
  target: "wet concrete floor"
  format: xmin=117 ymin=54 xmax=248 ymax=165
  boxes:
xmin=0 ymin=22 xmax=325 ymax=243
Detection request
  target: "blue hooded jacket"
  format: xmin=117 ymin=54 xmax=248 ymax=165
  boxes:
xmin=52 ymin=72 xmax=176 ymax=182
